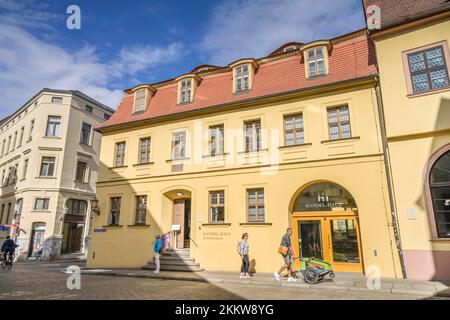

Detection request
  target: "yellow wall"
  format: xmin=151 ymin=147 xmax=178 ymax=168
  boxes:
xmin=374 ymin=17 xmax=450 ymax=279
xmin=87 ymin=85 xmax=403 ymax=278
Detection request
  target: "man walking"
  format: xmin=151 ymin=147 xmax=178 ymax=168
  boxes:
xmin=274 ymin=228 xmax=296 ymax=282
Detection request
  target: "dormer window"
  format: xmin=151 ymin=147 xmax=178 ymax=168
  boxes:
xmin=283 ymin=45 xmax=298 ymax=53
xmin=235 ymin=65 xmax=249 ymax=92
xmin=307 ymin=47 xmax=325 ymax=77
xmin=180 ymin=79 xmax=192 ymax=104
xmin=229 ymin=59 xmax=258 ymax=94
xmin=176 ymin=74 xmax=201 ymax=105
xmin=126 ymin=84 xmax=156 ymax=114
xmin=301 ymin=41 xmax=332 ymax=79
xmin=134 ymin=89 xmax=147 ymax=113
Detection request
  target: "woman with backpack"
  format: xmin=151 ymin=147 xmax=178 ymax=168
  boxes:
xmin=238 ymin=233 xmax=251 ymax=279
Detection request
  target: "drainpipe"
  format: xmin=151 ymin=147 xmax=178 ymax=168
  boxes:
xmin=374 ymin=76 xmax=407 ymax=279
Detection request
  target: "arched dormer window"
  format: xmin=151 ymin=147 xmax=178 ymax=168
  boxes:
xmin=229 ymin=59 xmax=259 ymax=94
xmin=176 ymin=73 xmax=201 ymax=105
xmin=429 ymin=149 xmax=450 ymax=238
xmin=125 ymin=84 xmax=157 ymax=114
xmin=300 ymin=40 xmax=332 ymax=79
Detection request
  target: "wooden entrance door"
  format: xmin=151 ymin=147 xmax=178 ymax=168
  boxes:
xmin=173 ymin=200 xmax=185 ymax=249
xmin=292 ymin=212 xmax=363 ymax=273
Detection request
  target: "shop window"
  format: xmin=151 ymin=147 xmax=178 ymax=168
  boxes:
xmin=209 ymin=191 xmax=225 ymax=223
xmin=247 ymin=188 xmax=265 ymax=222
xmin=429 ymin=150 xmax=450 ymax=238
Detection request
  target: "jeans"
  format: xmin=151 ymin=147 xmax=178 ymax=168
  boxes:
xmin=241 ymin=254 xmax=249 ymax=273
xmin=154 ymin=252 xmax=160 ymax=272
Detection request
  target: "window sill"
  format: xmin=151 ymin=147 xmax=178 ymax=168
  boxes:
xmin=429 ymin=238 xmax=450 ymax=242
xmin=237 ymin=148 xmax=269 ymax=155
xmin=79 ymin=142 xmax=92 ymax=147
xmin=128 ymin=224 xmax=150 ymax=228
xmin=202 ymin=223 xmax=231 ymax=227
xmin=279 ymin=143 xmax=312 ymax=149
xmin=133 ymin=162 xmax=155 ymax=167
xmin=407 ymin=86 xmax=450 ymax=98
xmin=306 ymin=73 xmax=328 ymax=80
xmin=132 ymin=110 xmax=145 ymax=115
xmin=36 ymin=176 xmax=57 ymax=179
xmin=239 ymin=222 xmax=272 ymax=226
xmin=74 ymin=180 xmax=88 ymax=184
xmin=202 ymin=153 xmax=230 ymax=159
xmin=233 ymin=89 xmax=252 ymax=96
xmin=177 ymin=101 xmax=193 ymax=106
xmin=102 ymin=225 xmax=123 ymax=228
xmin=43 ymin=136 xmax=62 ymax=139
xmin=109 ymin=165 xmax=128 ymax=170
xmin=321 ymin=136 xmax=360 ymax=144
xmin=166 ymin=157 xmax=190 ymax=163
xmin=32 ymin=210 xmax=51 ymax=213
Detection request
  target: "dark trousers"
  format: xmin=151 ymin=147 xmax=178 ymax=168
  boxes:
xmin=241 ymin=254 xmax=249 ymax=273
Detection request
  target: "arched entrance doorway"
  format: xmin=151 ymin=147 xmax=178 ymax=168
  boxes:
xmin=163 ymin=189 xmax=192 ymax=249
xmin=291 ymin=182 xmax=363 ymax=273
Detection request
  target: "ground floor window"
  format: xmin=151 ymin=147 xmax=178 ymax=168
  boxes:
xmin=135 ymin=195 xmax=147 ymax=225
xmin=209 ymin=190 xmax=225 ymax=223
xmin=429 ymin=150 xmax=450 ymax=238
xmin=247 ymin=188 xmax=265 ymax=222
xmin=109 ymin=197 xmax=121 ymax=226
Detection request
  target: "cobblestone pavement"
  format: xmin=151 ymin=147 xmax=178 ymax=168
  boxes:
xmin=0 ymin=261 xmax=446 ymax=300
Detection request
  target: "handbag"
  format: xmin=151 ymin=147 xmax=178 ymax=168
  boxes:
xmin=277 ymin=245 xmax=289 ymax=256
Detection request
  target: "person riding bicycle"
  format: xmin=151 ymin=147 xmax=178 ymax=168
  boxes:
xmin=1 ymin=236 xmax=17 ymax=261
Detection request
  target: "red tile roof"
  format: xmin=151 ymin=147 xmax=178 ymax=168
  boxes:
xmin=363 ymin=0 xmax=450 ymax=30
xmin=101 ymin=31 xmax=377 ymax=130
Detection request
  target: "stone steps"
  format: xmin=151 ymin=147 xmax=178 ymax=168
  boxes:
xmin=143 ymin=247 xmax=204 ymax=272
xmin=143 ymin=262 xmax=205 ymax=272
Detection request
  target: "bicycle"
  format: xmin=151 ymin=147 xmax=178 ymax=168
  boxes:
xmin=0 ymin=252 xmax=14 ymax=271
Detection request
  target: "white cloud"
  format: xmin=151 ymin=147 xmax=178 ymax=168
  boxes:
xmin=0 ymin=1 xmax=184 ymax=118
xmin=198 ymin=0 xmax=365 ymax=65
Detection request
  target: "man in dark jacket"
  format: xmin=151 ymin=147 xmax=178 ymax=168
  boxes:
xmin=1 ymin=236 xmax=17 ymax=260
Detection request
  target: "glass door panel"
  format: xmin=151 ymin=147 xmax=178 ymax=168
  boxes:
xmin=297 ymin=220 xmax=323 ymax=260
xmin=330 ymin=219 xmax=360 ymax=264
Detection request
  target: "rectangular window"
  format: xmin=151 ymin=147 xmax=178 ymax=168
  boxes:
xmin=51 ymin=97 xmax=63 ymax=104
xmin=172 ymin=131 xmax=186 ymax=160
xmin=22 ymin=159 xmax=29 ymax=180
xmin=1 ymin=170 xmax=5 ymax=186
xmin=209 ymin=191 xmax=225 ymax=223
xmin=308 ymin=47 xmax=325 ymax=77
xmin=80 ymin=123 xmax=92 ymax=144
xmin=34 ymin=198 xmax=50 ymax=211
xmin=46 ymin=116 xmax=62 ymax=137
xmin=139 ymin=137 xmax=151 ymax=164
xmin=407 ymin=45 xmax=450 ymax=93
xmin=66 ymin=199 xmax=87 ymax=215
xmin=235 ymin=65 xmax=249 ymax=92
xmin=0 ymin=204 xmax=4 ymax=224
xmin=209 ymin=125 xmax=224 ymax=156
xmin=1 ymin=139 xmax=5 ymax=156
xmin=327 ymin=105 xmax=351 ymax=140
xmin=134 ymin=89 xmax=146 ymax=112
xmin=244 ymin=120 xmax=261 ymax=152
xmin=12 ymin=131 xmax=17 ymax=151
xmin=109 ymin=197 xmax=121 ymax=225
xmin=179 ymin=79 xmax=192 ymax=104
xmin=39 ymin=156 xmax=56 ymax=177
xmin=284 ymin=113 xmax=304 ymax=146
xmin=18 ymin=127 xmax=24 ymax=147
xmin=85 ymin=105 xmax=93 ymax=113
xmin=6 ymin=136 xmax=11 ymax=154
xmin=135 ymin=195 xmax=147 ymax=225
xmin=28 ymin=120 xmax=34 ymax=141
xmin=114 ymin=142 xmax=126 ymax=166
xmin=75 ymin=161 xmax=87 ymax=182
xmin=4 ymin=168 xmax=11 ymax=185
xmin=5 ymin=203 xmax=11 ymax=224
xmin=11 ymin=163 xmax=18 ymax=184
xmin=247 ymin=188 xmax=265 ymax=222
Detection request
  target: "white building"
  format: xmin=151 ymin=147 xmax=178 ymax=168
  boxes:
xmin=0 ymin=89 xmax=114 ymax=259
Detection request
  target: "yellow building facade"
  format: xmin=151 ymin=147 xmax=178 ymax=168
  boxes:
xmin=369 ymin=7 xmax=450 ymax=280
xmin=87 ymin=31 xmax=403 ymax=278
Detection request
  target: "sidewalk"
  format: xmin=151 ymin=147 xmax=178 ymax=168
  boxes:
xmin=74 ymin=267 xmax=450 ymax=298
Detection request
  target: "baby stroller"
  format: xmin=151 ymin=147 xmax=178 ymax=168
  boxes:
xmin=294 ymin=257 xmax=335 ymax=284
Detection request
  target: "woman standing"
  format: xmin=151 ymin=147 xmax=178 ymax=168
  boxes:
xmin=239 ymin=233 xmax=251 ymax=279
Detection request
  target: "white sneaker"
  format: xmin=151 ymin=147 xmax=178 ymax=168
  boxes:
xmin=274 ymin=272 xmax=281 ymax=281
xmin=287 ymin=277 xmax=297 ymax=282
xmin=153 ymin=270 xmax=160 ymax=274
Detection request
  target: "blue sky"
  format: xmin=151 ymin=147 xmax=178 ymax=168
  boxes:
xmin=0 ymin=0 xmax=366 ymax=118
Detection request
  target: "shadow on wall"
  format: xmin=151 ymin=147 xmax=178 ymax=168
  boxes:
xmin=413 ymin=97 xmax=450 ymax=281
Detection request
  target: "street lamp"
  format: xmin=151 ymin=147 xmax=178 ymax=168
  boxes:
xmin=90 ymin=196 xmax=100 ymax=216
